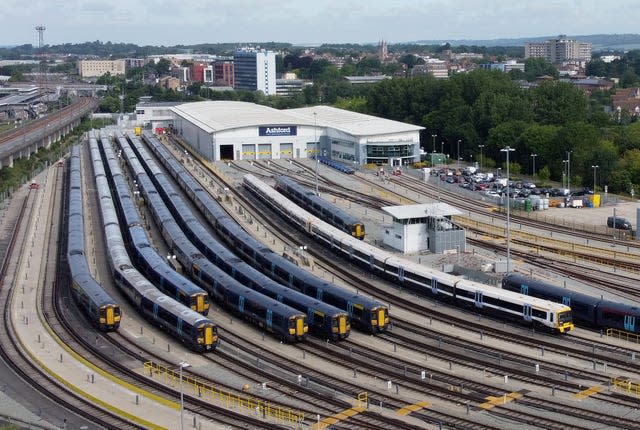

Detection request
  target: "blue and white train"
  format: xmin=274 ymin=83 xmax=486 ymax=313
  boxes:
xmin=116 ymin=134 xmax=310 ymax=342
xmin=503 ymin=273 xmax=639 ymax=334
xmin=141 ymin=131 xmax=388 ymax=334
xmin=92 ymin=134 xmax=219 ymax=351
xmin=66 ymin=143 xmax=121 ymax=331
xmin=243 ymin=173 xmax=575 ymax=334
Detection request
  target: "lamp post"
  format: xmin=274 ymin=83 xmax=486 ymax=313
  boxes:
xmin=566 ymin=151 xmax=572 ymax=192
xmin=431 ymin=134 xmax=437 ymax=153
xmin=179 ymin=361 xmax=190 ymax=430
xmin=530 ymin=153 xmax=537 ymax=179
xmin=313 ymin=112 xmax=319 ymax=195
xmin=562 ymin=160 xmax=568 ymax=189
xmin=478 ymin=144 xmax=484 ymax=172
xmin=501 ymin=146 xmax=515 ymax=274
xmin=457 ymin=140 xmax=461 ymax=170
xmin=592 ymin=165 xmax=599 ymax=192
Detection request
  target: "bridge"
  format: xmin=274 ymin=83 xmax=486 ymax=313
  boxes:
xmin=0 ymin=97 xmax=96 ymax=169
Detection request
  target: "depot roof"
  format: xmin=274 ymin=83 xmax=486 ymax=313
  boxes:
xmin=171 ymin=101 xmax=424 ymax=136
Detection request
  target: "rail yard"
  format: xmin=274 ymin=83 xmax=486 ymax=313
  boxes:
xmin=1 ymin=127 xmax=640 ymax=430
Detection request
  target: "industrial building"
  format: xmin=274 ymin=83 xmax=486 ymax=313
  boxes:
xmin=381 ymin=203 xmax=465 ymax=254
xmin=151 ymin=101 xmax=423 ymax=166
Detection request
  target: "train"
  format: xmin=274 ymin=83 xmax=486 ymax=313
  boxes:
xmin=126 ymin=135 xmax=348 ymax=340
xmin=275 ymin=175 xmax=365 ymax=240
xmin=243 ymin=173 xmax=575 ymax=334
xmin=65 ymin=144 xmax=121 ymax=331
xmin=502 ymin=273 xmax=639 ymax=334
xmin=115 ymin=134 xmax=310 ymax=342
xmin=102 ymin=138 xmax=210 ymax=315
xmin=141 ymin=130 xmax=388 ymax=334
xmin=91 ymin=133 xmax=219 ymax=352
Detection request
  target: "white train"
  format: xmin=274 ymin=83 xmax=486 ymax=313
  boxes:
xmin=243 ymin=174 xmax=574 ymax=334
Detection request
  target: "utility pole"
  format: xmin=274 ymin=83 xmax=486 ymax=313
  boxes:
xmin=501 ymin=146 xmax=515 ymax=274
xmin=35 ymin=25 xmax=47 ymax=103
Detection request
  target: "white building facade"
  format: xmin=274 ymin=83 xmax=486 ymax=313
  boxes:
xmin=157 ymin=101 xmax=423 ymax=165
xmin=233 ymin=48 xmax=277 ymax=95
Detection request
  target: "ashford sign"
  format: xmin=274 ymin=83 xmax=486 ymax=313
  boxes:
xmin=259 ymin=126 xmax=297 ymax=137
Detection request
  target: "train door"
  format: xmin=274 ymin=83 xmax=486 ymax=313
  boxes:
xmin=562 ymin=296 xmax=571 ymax=307
xmin=105 ymin=306 xmax=114 ymax=325
xmin=624 ymin=315 xmax=636 ymax=332
xmin=316 ymin=289 xmax=324 ymax=301
xmin=238 ymin=296 xmax=245 ymax=313
xmin=431 ymin=278 xmax=438 ymax=295
xmin=177 ymin=318 xmax=183 ymax=335
xmin=376 ymin=308 xmax=386 ymax=330
xmin=520 ymin=285 xmax=529 ymax=295
xmin=398 ymin=266 xmax=405 ymax=283
xmin=474 ymin=291 xmax=483 ymax=308
xmin=204 ymin=326 xmax=213 ymax=346
xmin=369 ymin=254 xmax=375 ymax=270
xmin=153 ymin=303 xmax=159 ymax=319
xmin=523 ymin=304 xmax=532 ymax=321
xmin=266 ymin=309 xmax=273 ymax=328
xmin=296 ymin=317 xmax=305 ymax=336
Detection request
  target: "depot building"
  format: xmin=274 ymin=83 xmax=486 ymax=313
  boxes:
xmin=141 ymin=101 xmax=424 ymax=166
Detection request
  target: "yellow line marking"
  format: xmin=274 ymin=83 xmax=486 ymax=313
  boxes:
xmin=479 ymin=391 xmax=523 ymax=410
xmin=397 ymin=400 xmax=430 ymax=416
xmin=574 ymin=385 xmax=602 ymax=399
xmin=313 ymin=406 xmax=366 ymax=429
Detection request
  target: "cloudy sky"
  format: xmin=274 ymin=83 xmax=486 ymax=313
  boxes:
xmin=3 ymin=0 xmax=638 ymax=46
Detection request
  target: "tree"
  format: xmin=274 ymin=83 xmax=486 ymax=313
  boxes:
xmin=155 ymin=58 xmax=171 ymax=76
xmin=524 ymin=57 xmax=558 ymax=81
xmin=530 ymin=81 xmax=589 ymax=125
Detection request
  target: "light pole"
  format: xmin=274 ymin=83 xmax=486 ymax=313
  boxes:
xmin=501 ymin=146 xmax=515 ymax=274
xmin=592 ymin=165 xmax=599 ymax=192
xmin=313 ymin=112 xmax=319 ymax=195
xmin=562 ymin=160 xmax=568 ymax=189
xmin=566 ymin=150 xmax=572 ymax=192
xmin=478 ymin=144 xmax=484 ymax=172
xmin=179 ymin=361 xmax=190 ymax=430
xmin=431 ymin=134 xmax=437 ymax=153
xmin=530 ymin=153 xmax=537 ymax=179
xmin=457 ymin=139 xmax=461 ymax=169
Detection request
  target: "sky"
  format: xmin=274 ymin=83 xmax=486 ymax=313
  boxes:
xmin=2 ymin=0 xmax=639 ymax=47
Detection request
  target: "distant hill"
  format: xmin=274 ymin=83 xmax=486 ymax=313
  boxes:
xmin=413 ymin=34 xmax=640 ymax=51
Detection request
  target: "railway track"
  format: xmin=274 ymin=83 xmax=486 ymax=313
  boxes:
xmin=169 ymin=140 xmax=640 ymax=428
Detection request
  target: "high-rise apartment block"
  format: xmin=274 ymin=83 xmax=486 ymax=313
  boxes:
xmin=233 ymin=48 xmax=276 ymax=95
xmin=525 ymin=35 xmax=591 ymax=64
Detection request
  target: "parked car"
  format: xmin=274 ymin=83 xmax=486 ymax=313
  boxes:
xmin=607 ymin=216 xmax=632 ymax=230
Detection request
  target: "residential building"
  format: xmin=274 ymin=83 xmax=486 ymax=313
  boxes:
xmin=411 ymin=59 xmax=449 ymax=79
xmin=191 ymin=63 xmax=214 ymax=83
xmin=233 ymin=48 xmax=277 ymax=95
xmin=77 ymin=59 xmax=126 ymax=78
xmin=479 ymin=60 xmax=525 ymax=73
xmin=214 ymin=61 xmax=234 ymax=87
xmin=612 ymin=88 xmax=640 ymax=116
xmin=525 ymin=35 xmax=591 ymax=64
xmin=276 ymin=73 xmax=309 ymax=97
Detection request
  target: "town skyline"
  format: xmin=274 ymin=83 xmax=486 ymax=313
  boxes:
xmin=3 ymin=0 xmax=640 ymax=47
